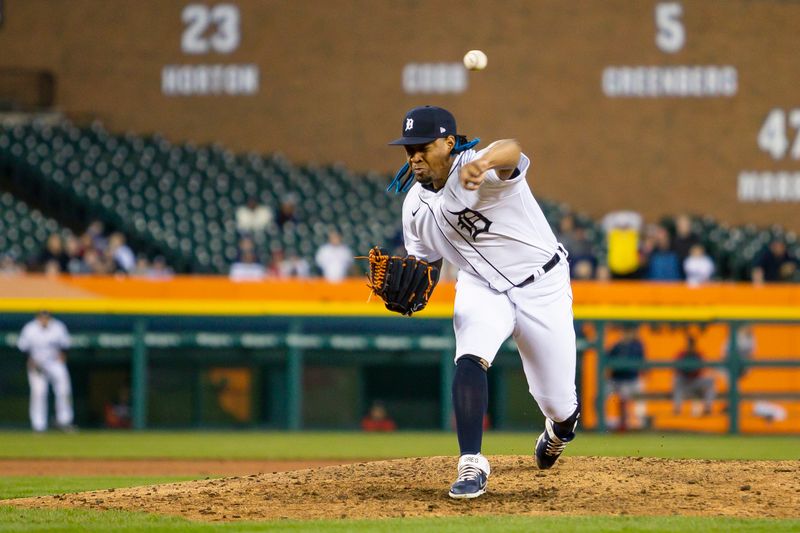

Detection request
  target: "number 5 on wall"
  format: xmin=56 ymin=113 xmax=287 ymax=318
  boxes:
xmin=655 ymin=2 xmax=685 ymax=54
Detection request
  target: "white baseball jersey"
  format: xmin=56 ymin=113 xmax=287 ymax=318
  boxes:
xmin=17 ymin=319 xmax=71 ymax=365
xmin=402 ymin=148 xmax=561 ymax=292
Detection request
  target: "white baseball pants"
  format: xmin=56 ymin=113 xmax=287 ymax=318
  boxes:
xmin=27 ymin=359 xmax=73 ymax=431
xmin=453 ymin=261 xmax=578 ymax=422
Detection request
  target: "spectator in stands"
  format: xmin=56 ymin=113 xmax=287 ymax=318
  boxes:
xmin=70 ymin=221 xmax=139 ymax=275
xmin=644 ymin=225 xmax=680 ymax=280
xmin=315 ymin=231 xmax=353 ymax=282
xmin=85 ymin=220 xmax=108 ymax=253
xmin=229 ymin=250 xmax=266 ymax=281
xmin=108 ymin=232 xmax=135 ymax=273
xmin=559 ymin=214 xmax=596 ymax=278
xmin=104 ymin=386 xmax=132 ymax=429
xmin=131 ymin=256 xmax=151 ymax=277
xmin=236 ymin=196 xmax=274 ymax=235
xmin=606 ymin=324 xmax=647 ymax=430
xmin=595 ymin=263 xmax=611 ymax=281
xmin=82 ymin=248 xmax=113 ymax=275
xmin=35 ymin=234 xmax=68 ymax=273
xmin=361 ymin=400 xmax=397 ymax=432
xmin=572 ymin=260 xmax=594 ymax=280
xmin=64 ymin=235 xmax=89 ymax=274
xmin=266 ymin=249 xmax=284 ymax=278
xmin=43 ymin=260 xmax=61 ymax=277
xmin=276 ymin=195 xmax=299 ymax=228
xmin=602 ymin=210 xmax=642 ymax=279
xmin=673 ymin=336 xmax=715 ymax=416
xmin=237 ymin=236 xmax=257 ymax=261
xmin=558 ymin=213 xmax=580 ymax=254
xmin=277 ymin=249 xmax=311 ymax=279
xmin=77 ymin=232 xmax=95 ymax=258
xmin=0 ymin=253 xmax=23 ymax=275
xmin=671 ymin=214 xmax=700 ymax=279
xmin=752 ymin=238 xmax=798 ymax=284
xmin=572 ymin=226 xmax=597 ymax=278
xmin=683 ymin=243 xmax=715 ymax=286
xmin=130 ymin=256 xmax=173 ymax=280
xmin=147 ymin=256 xmax=174 ymax=280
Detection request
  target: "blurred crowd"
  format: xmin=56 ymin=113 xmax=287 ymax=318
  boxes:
xmin=231 ymin=195 xmax=356 ymax=282
xmin=558 ymin=211 xmax=799 ymax=285
xmin=229 ymin=230 xmax=356 ymax=283
xmin=3 ymin=195 xmax=798 ymax=284
xmin=0 ymin=220 xmax=173 ymax=279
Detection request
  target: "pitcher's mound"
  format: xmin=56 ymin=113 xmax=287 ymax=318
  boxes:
xmin=11 ymin=456 xmax=800 ymax=521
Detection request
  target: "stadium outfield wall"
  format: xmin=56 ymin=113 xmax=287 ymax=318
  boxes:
xmin=0 ymin=276 xmax=798 ymax=434
xmin=1 ymin=1 xmax=799 ymax=228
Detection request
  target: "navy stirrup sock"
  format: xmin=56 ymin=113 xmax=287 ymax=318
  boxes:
xmin=552 ymin=405 xmax=580 ymax=439
xmin=452 ymin=356 xmax=488 ymax=456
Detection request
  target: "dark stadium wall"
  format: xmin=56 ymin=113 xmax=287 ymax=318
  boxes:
xmin=1 ymin=0 xmax=799 ymax=229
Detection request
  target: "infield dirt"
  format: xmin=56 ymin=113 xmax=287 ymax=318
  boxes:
xmin=9 ymin=456 xmax=800 ymax=521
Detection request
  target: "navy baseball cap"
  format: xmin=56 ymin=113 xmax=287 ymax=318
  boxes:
xmin=388 ymin=106 xmax=457 ymax=145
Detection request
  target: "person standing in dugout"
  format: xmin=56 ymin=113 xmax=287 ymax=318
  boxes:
xmin=17 ymin=310 xmax=75 ymax=432
xmin=381 ymin=106 xmax=580 ymax=499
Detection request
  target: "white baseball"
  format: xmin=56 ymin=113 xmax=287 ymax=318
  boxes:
xmin=463 ymin=50 xmax=488 ymax=71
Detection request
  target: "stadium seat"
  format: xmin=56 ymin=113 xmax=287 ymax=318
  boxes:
xmin=2 ymin=117 xmax=795 ymax=278
xmin=0 ymin=191 xmax=72 ymax=265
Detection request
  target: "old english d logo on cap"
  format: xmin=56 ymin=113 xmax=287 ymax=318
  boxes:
xmin=389 ymin=106 xmax=457 ymax=145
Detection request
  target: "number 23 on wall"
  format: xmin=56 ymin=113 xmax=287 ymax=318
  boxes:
xmin=181 ymin=3 xmax=241 ymax=54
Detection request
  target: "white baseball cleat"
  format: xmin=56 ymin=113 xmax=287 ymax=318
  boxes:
xmin=448 ymin=453 xmax=490 ymax=499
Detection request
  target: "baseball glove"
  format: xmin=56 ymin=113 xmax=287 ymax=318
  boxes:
xmin=363 ymin=246 xmax=440 ymax=316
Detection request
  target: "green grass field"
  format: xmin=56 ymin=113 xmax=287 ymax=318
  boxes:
xmin=2 ymin=508 xmax=799 ymax=533
xmin=1 ymin=431 xmax=798 ymax=460
xmin=1 ymin=431 xmax=798 ymax=532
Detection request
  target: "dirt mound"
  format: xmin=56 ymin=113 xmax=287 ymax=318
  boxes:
xmin=0 ymin=459 xmax=353 ymax=477
xmin=10 ymin=456 xmax=800 ymax=521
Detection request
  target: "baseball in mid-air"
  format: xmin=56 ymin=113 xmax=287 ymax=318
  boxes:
xmin=463 ymin=50 xmax=488 ymax=71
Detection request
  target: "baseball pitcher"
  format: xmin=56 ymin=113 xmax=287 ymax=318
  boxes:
xmin=366 ymin=106 xmax=579 ymax=499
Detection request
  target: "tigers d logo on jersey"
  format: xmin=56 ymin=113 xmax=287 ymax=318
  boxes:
xmin=448 ymin=208 xmax=492 ymax=240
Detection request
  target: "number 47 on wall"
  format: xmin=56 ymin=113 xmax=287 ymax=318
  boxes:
xmin=758 ymin=109 xmax=800 ymax=160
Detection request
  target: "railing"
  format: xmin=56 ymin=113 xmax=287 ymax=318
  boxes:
xmin=5 ymin=316 xmax=799 ymax=433
xmin=592 ymin=320 xmax=800 ymax=434
xmin=2 ymin=320 xmax=505 ymax=431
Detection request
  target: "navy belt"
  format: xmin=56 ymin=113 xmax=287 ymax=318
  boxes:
xmin=516 ymin=246 xmax=565 ymax=288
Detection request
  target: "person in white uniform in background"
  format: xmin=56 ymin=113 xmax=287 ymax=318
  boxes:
xmin=315 ymin=230 xmax=354 ymax=282
xmin=388 ymin=106 xmax=579 ymax=499
xmin=17 ymin=311 xmax=75 ymax=432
